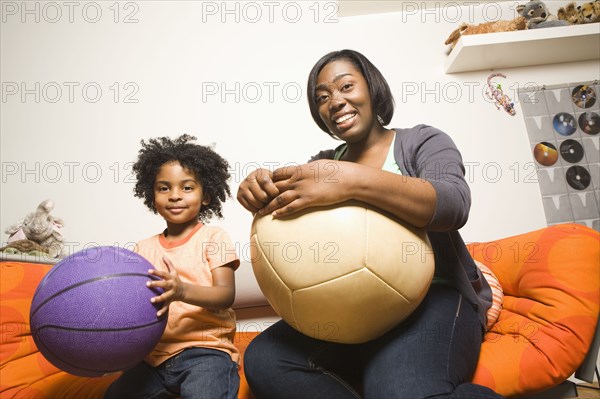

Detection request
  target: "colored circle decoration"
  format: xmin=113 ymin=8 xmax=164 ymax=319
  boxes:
xmin=533 ymin=142 xmax=559 ymax=166
xmin=565 ymin=165 xmax=591 ymax=190
xmin=559 ymin=140 xmax=584 ymax=164
xmin=553 ymin=113 xmax=577 ymax=136
xmin=571 ymin=85 xmax=597 ymax=109
xmin=578 ymin=112 xmax=600 ymax=135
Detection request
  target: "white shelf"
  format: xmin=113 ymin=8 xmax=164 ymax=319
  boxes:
xmin=444 ymin=24 xmax=600 ymax=74
xmin=337 ymin=1 xmax=505 ymax=17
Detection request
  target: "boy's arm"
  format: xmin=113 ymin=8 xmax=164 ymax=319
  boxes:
xmin=147 ymin=257 xmax=237 ymax=317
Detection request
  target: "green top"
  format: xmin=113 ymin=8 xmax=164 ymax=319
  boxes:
xmin=333 ymin=137 xmax=401 ymax=175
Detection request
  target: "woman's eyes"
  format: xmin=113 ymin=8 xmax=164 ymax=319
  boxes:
xmin=316 ymin=82 xmax=354 ymax=103
xmin=316 ymin=94 xmax=329 ymax=104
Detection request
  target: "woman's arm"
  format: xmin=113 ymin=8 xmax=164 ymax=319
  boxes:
xmin=261 ymin=161 xmax=435 ymax=228
xmin=262 ymin=128 xmax=470 ymax=231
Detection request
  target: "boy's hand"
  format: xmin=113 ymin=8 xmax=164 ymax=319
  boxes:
xmin=147 ymin=256 xmax=184 ymax=317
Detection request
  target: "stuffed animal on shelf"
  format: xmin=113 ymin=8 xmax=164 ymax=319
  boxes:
xmin=444 ymin=16 xmax=527 ymax=50
xmin=517 ymin=0 xmax=570 ymax=28
xmin=558 ymin=0 xmax=600 ymax=24
xmin=558 ymin=1 xmax=580 ymax=23
xmin=577 ymin=0 xmax=600 ymax=23
xmin=2 ymin=199 xmax=66 ymax=258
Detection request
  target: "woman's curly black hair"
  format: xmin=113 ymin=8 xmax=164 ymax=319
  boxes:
xmin=132 ymin=134 xmax=231 ymax=223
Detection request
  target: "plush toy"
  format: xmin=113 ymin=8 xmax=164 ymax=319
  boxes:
xmin=0 ymin=240 xmax=51 ymax=257
xmin=577 ymin=0 xmax=600 ymax=23
xmin=486 ymin=73 xmax=517 ymax=116
xmin=445 ymin=16 xmax=527 ymax=50
xmin=2 ymin=199 xmax=65 ymax=258
xmin=517 ymin=0 xmax=570 ymax=28
xmin=558 ymin=0 xmax=600 ymax=24
xmin=558 ymin=1 xmax=579 ymax=23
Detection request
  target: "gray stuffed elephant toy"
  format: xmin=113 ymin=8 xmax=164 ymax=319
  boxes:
xmin=3 ymin=199 xmax=65 ymax=258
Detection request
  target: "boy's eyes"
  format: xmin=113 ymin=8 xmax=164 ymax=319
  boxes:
xmin=156 ymin=185 xmax=195 ymax=192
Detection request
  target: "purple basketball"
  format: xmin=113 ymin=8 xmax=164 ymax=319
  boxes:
xmin=30 ymin=246 xmax=167 ymax=377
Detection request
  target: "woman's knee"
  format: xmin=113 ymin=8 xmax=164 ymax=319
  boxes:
xmin=243 ymin=331 xmax=279 ymax=381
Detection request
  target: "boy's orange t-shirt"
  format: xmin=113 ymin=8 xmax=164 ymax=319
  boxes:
xmin=135 ymin=223 xmax=241 ymax=366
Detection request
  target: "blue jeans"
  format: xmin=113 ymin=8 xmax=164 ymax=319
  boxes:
xmin=244 ymin=285 xmax=504 ymax=399
xmin=104 ymin=347 xmax=239 ymax=399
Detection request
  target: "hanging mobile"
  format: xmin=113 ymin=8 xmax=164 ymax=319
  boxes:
xmin=486 ymin=72 xmax=516 ymax=116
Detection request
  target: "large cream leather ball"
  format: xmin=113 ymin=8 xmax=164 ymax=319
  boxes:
xmin=250 ymin=201 xmax=435 ymax=344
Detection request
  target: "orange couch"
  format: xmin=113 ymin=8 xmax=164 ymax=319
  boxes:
xmin=468 ymin=223 xmax=599 ymax=397
xmin=0 ymin=258 xmax=259 ymax=399
xmin=1 ymin=223 xmax=598 ymax=398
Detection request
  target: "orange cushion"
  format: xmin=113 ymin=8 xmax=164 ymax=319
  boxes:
xmin=0 ymin=260 xmax=256 ymax=399
xmin=235 ymin=331 xmax=259 ymax=399
xmin=0 ymin=261 xmax=119 ymax=398
xmin=468 ymin=224 xmax=600 ymax=397
xmin=475 ymin=260 xmax=504 ymax=331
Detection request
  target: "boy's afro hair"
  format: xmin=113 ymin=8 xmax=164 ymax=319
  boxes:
xmin=132 ymin=134 xmax=231 ymax=223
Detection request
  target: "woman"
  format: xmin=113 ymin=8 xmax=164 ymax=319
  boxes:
xmin=237 ymin=49 xmax=504 ymax=399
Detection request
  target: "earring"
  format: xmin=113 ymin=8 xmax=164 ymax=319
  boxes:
xmin=377 ymin=115 xmax=385 ymax=125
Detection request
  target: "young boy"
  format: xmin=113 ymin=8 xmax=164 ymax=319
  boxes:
xmin=105 ymin=134 xmax=240 ymax=399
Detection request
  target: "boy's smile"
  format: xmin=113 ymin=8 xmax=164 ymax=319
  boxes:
xmin=153 ymin=161 xmax=210 ymax=235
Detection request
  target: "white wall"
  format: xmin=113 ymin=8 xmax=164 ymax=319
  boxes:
xmin=2 ymin=0 xmax=598 ymax=379
xmin=2 ymin=1 xmax=597 ymax=251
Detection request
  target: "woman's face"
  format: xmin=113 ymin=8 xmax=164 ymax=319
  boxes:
xmin=315 ymin=59 xmax=375 ymax=143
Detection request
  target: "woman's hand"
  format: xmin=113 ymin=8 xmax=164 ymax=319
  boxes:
xmin=147 ymin=256 xmax=184 ymax=317
xmin=237 ymin=168 xmax=280 ymax=213
xmin=260 ymin=160 xmax=356 ymax=218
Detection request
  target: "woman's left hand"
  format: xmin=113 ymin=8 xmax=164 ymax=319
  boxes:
xmin=259 ymin=160 xmax=356 ymax=218
xmin=147 ymin=256 xmax=185 ymax=317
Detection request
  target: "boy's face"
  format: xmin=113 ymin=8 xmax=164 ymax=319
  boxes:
xmin=153 ymin=161 xmax=209 ymax=226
